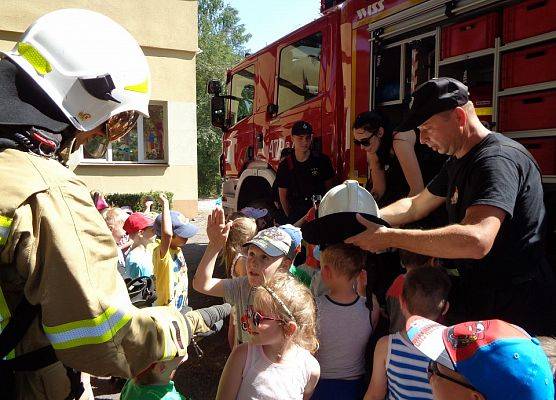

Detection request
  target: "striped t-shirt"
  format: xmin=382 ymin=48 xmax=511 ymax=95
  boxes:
xmin=385 ymin=332 xmax=433 ymax=400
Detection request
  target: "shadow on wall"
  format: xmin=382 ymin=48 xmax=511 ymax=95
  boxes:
xmin=74 ymin=165 xmax=169 ymax=177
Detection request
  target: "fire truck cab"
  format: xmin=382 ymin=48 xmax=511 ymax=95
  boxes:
xmin=208 ymin=0 xmax=556 ymax=253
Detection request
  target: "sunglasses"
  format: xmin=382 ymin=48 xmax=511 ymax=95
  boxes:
xmin=83 ymin=110 xmax=140 ymax=158
xmin=427 ymin=360 xmax=477 ymax=392
xmin=248 ymin=306 xmax=283 ymax=328
xmin=353 ymin=130 xmax=379 ymax=147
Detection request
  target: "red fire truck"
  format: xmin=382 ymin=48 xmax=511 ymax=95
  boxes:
xmin=208 ymin=0 xmax=556 ymax=241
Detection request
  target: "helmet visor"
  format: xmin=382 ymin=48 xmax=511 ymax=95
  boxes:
xmin=105 ymin=110 xmax=139 ymax=142
xmin=83 ymin=134 xmax=109 ymax=158
xmin=81 ymin=111 xmax=139 ymax=158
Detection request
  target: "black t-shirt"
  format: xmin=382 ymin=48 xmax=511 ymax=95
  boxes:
xmin=366 ymin=131 xmax=447 ymax=209
xmin=371 ymin=150 xmax=409 ymax=208
xmin=428 ymin=132 xmax=547 ymax=287
xmin=275 ymin=152 xmax=334 ymax=221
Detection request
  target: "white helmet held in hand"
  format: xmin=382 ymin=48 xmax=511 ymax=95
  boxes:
xmin=301 ymin=180 xmax=388 ymax=246
xmin=1 ymin=8 xmax=150 ymax=133
xmin=318 ymin=180 xmax=380 ymax=218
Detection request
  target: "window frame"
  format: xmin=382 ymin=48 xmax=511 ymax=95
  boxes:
xmin=78 ymin=101 xmax=168 ymax=165
xmin=226 ymin=64 xmax=256 ymax=128
xmin=275 ymin=30 xmax=324 ymax=115
xmin=371 ymin=30 xmax=436 ymax=108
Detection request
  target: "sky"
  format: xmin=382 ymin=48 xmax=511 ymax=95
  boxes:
xmin=229 ymin=0 xmax=322 ymax=53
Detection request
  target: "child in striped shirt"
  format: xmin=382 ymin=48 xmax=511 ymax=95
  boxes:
xmin=364 ymin=265 xmax=451 ymax=400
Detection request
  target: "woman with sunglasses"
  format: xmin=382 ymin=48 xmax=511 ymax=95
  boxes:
xmin=353 ymin=111 xmax=426 ymax=208
xmin=216 ymin=272 xmax=320 ymax=400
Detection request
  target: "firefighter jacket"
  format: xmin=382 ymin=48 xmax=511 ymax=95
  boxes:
xmin=0 ymin=148 xmax=189 ymax=378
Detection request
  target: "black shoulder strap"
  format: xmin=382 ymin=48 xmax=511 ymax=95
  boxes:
xmin=0 ymin=297 xmax=40 ymax=359
xmin=0 ymin=297 xmax=58 ymax=371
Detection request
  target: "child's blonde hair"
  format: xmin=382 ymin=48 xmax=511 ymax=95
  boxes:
xmin=101 ymin=207 xmax=127 ymax=228
xmin=224 ymin=217 xmax=257 ymax=277
xmin=253 ymin=272 xmax=319 ymax=354
xmin=320 ymin=243 xmax=366 ymax=280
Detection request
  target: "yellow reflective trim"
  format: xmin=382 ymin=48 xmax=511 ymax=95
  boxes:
xmin=47 ymin=313 xmax=132 ymax=350
xmin=124 ymin=78 xmax=149 ymax=93
xmin=43 ymin=306 xmax=119 ymax=334
xmin=17 ymin=42 xmax=52 ymax=75
xmin=43 ymin=306 xmax=132 ymax=350
xmin=160 ymin=320 xmax=174 ymax=361
xmin=0 ymin=288 xmax=15 ymax=359
xmin=0 ymin=215 xmax=13 ymax=246
xmin=475 ymin=107 xmax=493 ymax=117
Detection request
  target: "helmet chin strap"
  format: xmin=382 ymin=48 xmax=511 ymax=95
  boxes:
xmin=57 ymin=136 xmax=77 ymax=165
xmin=10 ymin=127 xmax=61 ymax=158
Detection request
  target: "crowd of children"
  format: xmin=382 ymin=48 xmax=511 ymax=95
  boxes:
xmin=191 ymin=179 xmax=555 ymax=400
xmin=92 ymin=192 xmax=227 ymax=400
xmin=93 ymin=181 xmax=555 ymax=400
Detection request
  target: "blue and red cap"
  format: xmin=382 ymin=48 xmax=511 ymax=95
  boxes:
xmin=278 ymin=224 xmax=302 ymax=260
xmin=154 ymin=210 xmax=198 ymax=239
xmin=406 ymin=316 xmax=554 ymax=400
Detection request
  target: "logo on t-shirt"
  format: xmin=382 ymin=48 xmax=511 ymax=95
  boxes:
xmin=310 ymin=167 xmax=320 ymax=177
xmin=450 ymin=187 xmax=459 ymax=205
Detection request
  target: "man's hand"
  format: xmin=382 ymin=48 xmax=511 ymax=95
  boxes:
xmin=344 ymin=214 xmax=390 ymax=252
xmin=207 ymin=207 xmax=231 ymax=249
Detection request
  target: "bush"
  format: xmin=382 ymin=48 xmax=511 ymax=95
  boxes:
xmin=105 ymin=191 xmax=174 ymax=213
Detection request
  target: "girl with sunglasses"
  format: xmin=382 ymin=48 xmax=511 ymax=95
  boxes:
xmin=353 ymin=111 xmax=426 ymax=208
xmin=216 ymin=272 xmax=320 ymax=400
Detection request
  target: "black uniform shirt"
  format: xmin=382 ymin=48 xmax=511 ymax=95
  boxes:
xmin=276 ymin=152 xmax=334 ymax=221
xmin=427 ymin=132 xmax=547 ymax=287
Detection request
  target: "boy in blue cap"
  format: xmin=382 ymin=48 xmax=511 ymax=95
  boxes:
xmin=406 ymin=316 xmax=555 ymax=400
xmin=153 ymin=193 xmax=198 ymax=310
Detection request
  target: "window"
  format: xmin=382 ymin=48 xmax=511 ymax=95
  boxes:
xmin=403 ymin=37 xmax=436 ymax=100
xmin=81 ymin=103 xmax=167 ymax=163
xmin=439 ymin=55 xmax=494 ymax=128
xmin=277 ymin=32 xmax=322 ymax=113
xmin=372 ymin=33 xmax=437 ymax=125
xmin=375 ymin=46 xmax=402 ymax=104
xmin=228 ymin=65 xmax=255 ymax=126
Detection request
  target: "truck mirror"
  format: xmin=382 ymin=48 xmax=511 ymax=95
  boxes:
xmin=211 ymin=96 xmax=226 ymax=129
xmin=207 ymin=80 xmax=222 ymax=95
xmin=267 ymin=103 xmax=278 ymax=117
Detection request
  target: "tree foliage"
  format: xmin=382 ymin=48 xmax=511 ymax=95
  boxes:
xmin=197 ymin=0 xmax=251 ymax=197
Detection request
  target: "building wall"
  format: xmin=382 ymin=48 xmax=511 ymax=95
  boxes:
xmin=0 ymin=0 xmax=199 ymax=216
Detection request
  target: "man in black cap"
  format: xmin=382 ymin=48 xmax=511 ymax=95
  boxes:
xmin=275 ymin=120 xmax=335 ymax=224
xmin=346 ymin=77 xmax=556 ymax=335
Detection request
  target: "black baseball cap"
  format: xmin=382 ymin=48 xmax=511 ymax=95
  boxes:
xmin=396 ymin=77 xmax=469 ymax=131
xmin=291 ymin=120 xmax=313 ymax=136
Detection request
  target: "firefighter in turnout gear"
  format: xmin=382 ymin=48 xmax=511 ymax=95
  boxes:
xmin=0 ymin=9 xmax=219 ymax=399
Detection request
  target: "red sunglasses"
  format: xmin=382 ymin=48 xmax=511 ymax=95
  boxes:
xmin=248 ymin=306 xmax=283 ymax=328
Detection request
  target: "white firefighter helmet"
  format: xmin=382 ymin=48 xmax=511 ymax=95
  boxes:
xmin=301 ymin=180 xmax=387 ymax=246
xmin=1 ymin=8 xmax=150 ymax=132
xmin=318 ymin=180 xmax=380 ymax=218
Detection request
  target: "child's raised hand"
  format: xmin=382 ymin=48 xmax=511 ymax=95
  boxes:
xmin=207 ymin=207 xmax=230 ymax=248
xmin=158 ymin=193 xmax=168 ymax=203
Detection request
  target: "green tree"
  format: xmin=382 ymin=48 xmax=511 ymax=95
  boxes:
xmin=197 ymin=0 xmax=251 ymax=197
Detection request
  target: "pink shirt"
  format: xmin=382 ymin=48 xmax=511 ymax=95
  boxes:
xmin=237 ymin=344 xmax=317 ymax=400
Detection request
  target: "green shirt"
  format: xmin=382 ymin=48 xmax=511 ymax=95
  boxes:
xmin=289 ymin=264 xmax=312 ymax=287
xmin=120 ymin=379 xmax=187 ymax=400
